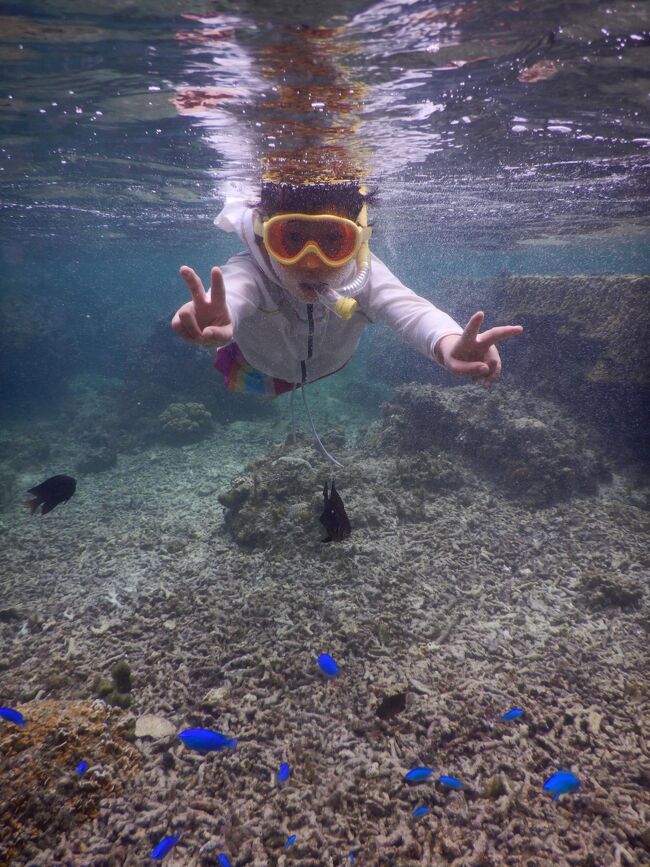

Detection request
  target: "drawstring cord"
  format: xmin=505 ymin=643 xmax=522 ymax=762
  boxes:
xmin=286 ymin=303 xmax=343 ymax=468
xmin=301 ymin=385 xmax=343 ymax=468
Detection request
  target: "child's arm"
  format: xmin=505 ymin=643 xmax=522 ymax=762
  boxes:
xmin=361 ymin=256 xmax=522 ymax=386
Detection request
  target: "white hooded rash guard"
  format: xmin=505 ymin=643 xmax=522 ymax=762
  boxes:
xmin=214 ymin=198 xmax=463 ymax=385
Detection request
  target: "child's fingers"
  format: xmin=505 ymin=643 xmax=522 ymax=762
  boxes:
xmin=462 ymin=311 xmax=485 ymax=343
xmin=201 ymin=322 xmax=233 ymax=347
xmin=207 ymin=267 xmax=229 ymax=319
xmin=179 ymin=265 xmax=207 ymax=304
xmin=177 ymin=307 xmax=203 ymax=340
xmin=479 ymin=324 xmax=523 ymax=348
xmin=449 ymin=359 xmax=490 ymax=377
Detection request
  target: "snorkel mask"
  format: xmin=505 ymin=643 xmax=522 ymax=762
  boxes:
xmin=254 ymin=192 xmax=372 ymax=320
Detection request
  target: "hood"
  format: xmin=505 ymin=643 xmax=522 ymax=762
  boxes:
xmin=214 ymin=197 xmax=279 ymax=286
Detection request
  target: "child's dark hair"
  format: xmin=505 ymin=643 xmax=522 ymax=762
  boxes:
xmin=258 ymin=181 xmax=376 ymax=220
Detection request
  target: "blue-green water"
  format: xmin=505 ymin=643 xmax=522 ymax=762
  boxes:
xmin=1 ymin=2 xmax=649 ymax=865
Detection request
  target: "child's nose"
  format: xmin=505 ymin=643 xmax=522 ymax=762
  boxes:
xmin=300 ymin=252 xmax=324 ymax=271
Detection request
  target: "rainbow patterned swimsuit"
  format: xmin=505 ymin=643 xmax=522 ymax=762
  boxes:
xmin=214 ymin=343 xmax=297 ymax=399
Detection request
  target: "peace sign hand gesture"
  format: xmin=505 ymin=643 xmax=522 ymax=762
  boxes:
xmin=171 ymin=266 xmax=233 ymax=348
xmin=436 ymin=311 xmax=523 ymax=386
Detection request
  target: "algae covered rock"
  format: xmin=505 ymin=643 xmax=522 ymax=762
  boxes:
xmin=217 ymin=444 xmax=322 ymax=551
xmin=493 ymin=274 xmax=650 ymax=387
xmin=158 ymin=401 xmax=212 ymax=445
xmin=373 ymin=383 xmax=610 ymax=507
xmin=491 ymin=273 xmax=650 ymax=460
xmin=579 ymin=570 xmax=644 ymax=609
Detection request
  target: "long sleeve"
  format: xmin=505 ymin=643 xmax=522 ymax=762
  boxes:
xmin=360 ymin=254 xmax=463 ymax=360
xmin=217 ymin=253 xmax=265 ymax=334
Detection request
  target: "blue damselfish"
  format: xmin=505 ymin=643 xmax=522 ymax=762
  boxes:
xmin=0 ymin=707 xmax=26 ymax=726
xmin=277 ymin=762 xmax=291 ymax=784
xmin=403 ymin=767 xmax=434 ymax=783
xmin=178 ymin=728 xmax=237 ymax=752
xmin=543 ymin=770 xmax=581 ymax=799
xmin=438 ymin=775 xmax=463 ymax=790
xmin=286 ymin=834 xmax=297 ymax=849
xmin=75 ymin=760 xmax=89 ymax=775
xmin=412 ymin=804 xmax=429 ymax=817
xmin=217 ymin=855 xmax=232 ymax=867
xmin=317 ymin=653 xmax=340 ymax=678
xmin=151 ymin=833 xmax=181 ymax=860
xmin=502 ymin=707 xmax=524 ymax=721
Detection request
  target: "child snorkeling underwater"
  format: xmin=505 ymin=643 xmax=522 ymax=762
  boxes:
xmin=172 ymin=181 xmax=523 ymax=460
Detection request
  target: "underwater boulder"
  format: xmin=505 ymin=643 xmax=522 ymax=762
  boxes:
xmin=373 ymin=383 xmax=610 ymax=508
xmin=491 ymin=274 xmax=650 ymax=460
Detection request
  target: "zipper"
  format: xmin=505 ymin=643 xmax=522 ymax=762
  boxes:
xmin=301 ymin=303 xmax=315 ymax=384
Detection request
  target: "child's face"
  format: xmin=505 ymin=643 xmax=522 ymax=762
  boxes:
xmin=267 ymin=205 xmax=354 ymax=302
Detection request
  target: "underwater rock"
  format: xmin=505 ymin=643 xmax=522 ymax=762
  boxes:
xmin=202 ymin=685 xmax=232 ymax=709
xmin=579 ymin=571 xmax=643 ymax=609
xmin=371 ymin=383 xmax=610 ymax=507
xmin=119 ymin=317 xmax=271 ymax=443
xmin=217 ymin=441 xmax=323 ymax=551
xmin=492 ymin=274 xmax=650 ymax=459
xmin=93 ymin=661 xmax=133 ymax=709
xmin=111 ymin=660 xmax=132 ymax=693
xmin=158 ymin=402 xmax=213 ymax=445
xmin=135 ymin=714 xmax=175 ymax=739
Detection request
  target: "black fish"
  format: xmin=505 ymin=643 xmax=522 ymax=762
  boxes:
xmin=376 ymin=691 xmax=407 ymax=721
xmin=24 ymin=475 xmax=76 ymax=515
xmin=319 ymin=480 xmax=351 ymax=543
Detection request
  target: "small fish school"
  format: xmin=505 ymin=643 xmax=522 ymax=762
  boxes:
xmin=0 ymin=682 xmax=581 ymax=862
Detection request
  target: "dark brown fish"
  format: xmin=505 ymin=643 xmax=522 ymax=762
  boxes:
xmin=319 ymin=480 xmax=351 ymax=543
xmin=24 ymin=475 xmax=76 ymax=515
xmin=376 ymin=692 xmax=407 ymax=721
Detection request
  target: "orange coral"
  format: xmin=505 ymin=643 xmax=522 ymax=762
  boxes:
xmin=0 ymin=700 xmax=141 ymax=864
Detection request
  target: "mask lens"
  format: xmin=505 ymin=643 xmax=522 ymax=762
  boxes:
xmin=274 ymin=219 xmax=309 ymax=258
xmin=316 ymin=221 xmax=357 ymax=261
xmin=266 ymin=216 xmax=359 ymax=264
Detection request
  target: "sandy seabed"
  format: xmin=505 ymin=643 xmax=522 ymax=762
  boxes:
xmin=1 ymin=405 xmax=649 ymax=867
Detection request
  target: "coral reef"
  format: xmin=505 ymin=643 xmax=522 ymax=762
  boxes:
xmin=217 ymin=384 xmax=610 ymax=549
xmin=0 ymin=700 xmax=141 ymax=865
xmin=93 ymin=660 xmax=133 ymax=709
xmin=373 ymin=383 xmax=611 ymax=507
xmin=491 ymin=274 xmax=650 ymax=460
xmin=579 ymin=570 xmax=644 ymax=609
xmin=118 ymin=318 xmax=273 ymax=446
xmin=158 ymin=402 xmax=213 ymax=445
xmin=1 ymin=399 xmax=648 ymax=865
xmin=493 ymin=274 xmax=649 ymax=387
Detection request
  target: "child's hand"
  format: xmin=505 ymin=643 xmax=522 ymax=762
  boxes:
xmin=436 ymin=311 xmax=523 ymax=386
xmin=172 ymin=266 xmax=233 ymax=348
